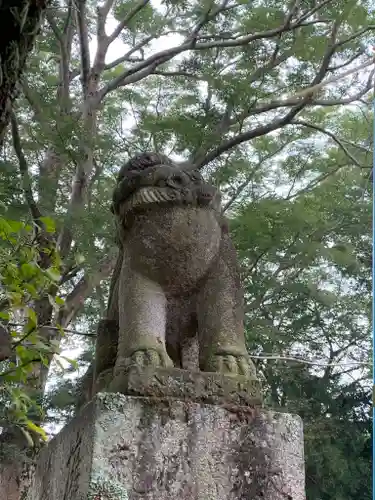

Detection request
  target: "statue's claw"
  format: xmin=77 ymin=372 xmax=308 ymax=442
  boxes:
xmin=109 ymin=346 xmax=174 ymax=393
xmin=205 ymin=352 xmax=256 ymax=379
xmin=128 ymin=347 xmax=174 ymax=369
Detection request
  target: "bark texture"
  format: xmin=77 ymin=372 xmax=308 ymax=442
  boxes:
xmin=0 ymin=0 xmax=49 ymax=144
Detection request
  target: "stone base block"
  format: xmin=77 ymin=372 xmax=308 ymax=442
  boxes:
xmin=27 ymin=394 xmax=305 ymax=500
xmin=108 ymin=366 xmax=263 ymax=407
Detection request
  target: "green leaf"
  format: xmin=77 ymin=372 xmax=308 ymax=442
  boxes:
xmin=39 ymin=217 xmax=56 ymax=233
xmin=26 ymin=307 xmax=37 ymax=327
xmin=60 ymin=356 xmax=78 ymax=370
xmin=25 ymin=420 xmax=48 ymax=441
xmin=45 ymin=268 xmax=61 ymax=282
xmin=21 ymin=262 xmax=37 ymax=280
xmin=74 ymin=254 xmax=85 ymax=265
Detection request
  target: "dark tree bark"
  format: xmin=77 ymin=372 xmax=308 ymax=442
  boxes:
xmin=0 ymin=0 xmax=50 ymax=144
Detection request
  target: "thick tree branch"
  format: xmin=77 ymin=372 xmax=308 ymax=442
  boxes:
xmin=75 ymin=0 xmax=91 ymax=96
xmin=193 ymin=105 xmax=305 ymax=169
xmin=99 ymin=4 xmax=373 ymax=116
xmin=97 ymin=0 xmax=115 ymax=39
xmin=46 ymin=11 xmax=74 ymax=112
xmin=100 ymin=9 xmax=335 ymax=98
xmin=190 ymin=51 xmax=291 ymax=163
xmin=232 ymin=68 xmax=373 ymax=124
xmin=193 ymin=54 xmax=373 ymax=169
xmin=195 ymin=27 xmax=345 ymax=169
xmin=59 ymin=250 xmax=118 ymax=327
xmin=99 ymin=45 xmax=192 ymax=98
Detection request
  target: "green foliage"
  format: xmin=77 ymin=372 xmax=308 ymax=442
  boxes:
xmin=0 ymin=216 xmax=64 ymax=444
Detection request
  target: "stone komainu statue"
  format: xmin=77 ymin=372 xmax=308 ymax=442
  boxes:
xmin=84 ymin=152 xmax=257 ymax=402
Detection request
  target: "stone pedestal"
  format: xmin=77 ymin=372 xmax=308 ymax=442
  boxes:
xmin=27 ymin=393 xmax=305 ymax=500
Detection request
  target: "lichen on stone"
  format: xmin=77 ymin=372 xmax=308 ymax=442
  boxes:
xmin=88 ymin=472 xmax=129 ymax=500
xmin=96 ymin=392 xmax=128 ymax=412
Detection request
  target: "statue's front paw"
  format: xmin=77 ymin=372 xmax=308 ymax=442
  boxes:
xmin=205 ymin=352 xmax=256 ymax=378
xmin=109 ymin=346 xmax=174 ymax=394
xmin=128 ymin=347 xmax=174 ymax=369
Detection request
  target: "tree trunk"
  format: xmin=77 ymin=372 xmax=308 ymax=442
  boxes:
xmin=0 ymin=0 xmax=50 ymax=144
xmin=0 ymin=428 xmax=34 ymax=500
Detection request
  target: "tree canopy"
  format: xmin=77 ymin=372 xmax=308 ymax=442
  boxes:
xmin=0 ymin=1 xmax=373 ymax=499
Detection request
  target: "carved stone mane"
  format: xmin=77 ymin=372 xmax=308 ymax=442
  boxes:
xmin=111 ymin=153 xmax=221 ymax=223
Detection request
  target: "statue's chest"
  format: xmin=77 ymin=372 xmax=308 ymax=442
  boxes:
xmin=124 ymin=207 xmax=222 ymax=288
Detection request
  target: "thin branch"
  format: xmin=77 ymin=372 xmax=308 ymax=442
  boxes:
xmin=8 ymin=323 xmax=95 ymax=337
xmin=222 ymin=143 xmax=290 ymax=212
xmin=291 ymin=119 xmax=364 ymax=167
xmin=296 ymin=0 xmax=334 ymax=23
xmin=104 ymin=35 xmax=154 ymax=71
xmin=20 ymin=79 xmax=45 ymax=123
xmin=152 ymin=70 xmax=201 ymax=79
xmin=63 ymin=0 xmax=73 ymax=35
xmin=190 ymin=0 xmax=236 ymax=41
xmin=9 ymin=109 xmax=42 ymax=223
xmin=328 ymin=49 xmax=365 ymax=72
xmin=0 ymin=359 xmax=42 ymax=379
xmin=251 ymin=354 xmax=370 ymax=367
xmin=278 ymin=57 xmax=374 ymax=104
xmin=59 ymin=264 xmax=84 ymax=285
xmin=108 ymin=0 xmax=150 ymax=44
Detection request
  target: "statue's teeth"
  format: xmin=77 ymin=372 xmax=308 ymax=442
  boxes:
xmin=147 ymin=190 xmax=159 ymax=202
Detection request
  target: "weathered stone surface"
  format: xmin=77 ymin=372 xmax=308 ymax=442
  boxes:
xmin=108 ymin=366 xmax=262 ymax=407
xmin=27 ymin=394 xmax=305 ymax=500
xmin=78 ymin=152 xmax=260 ymax=410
